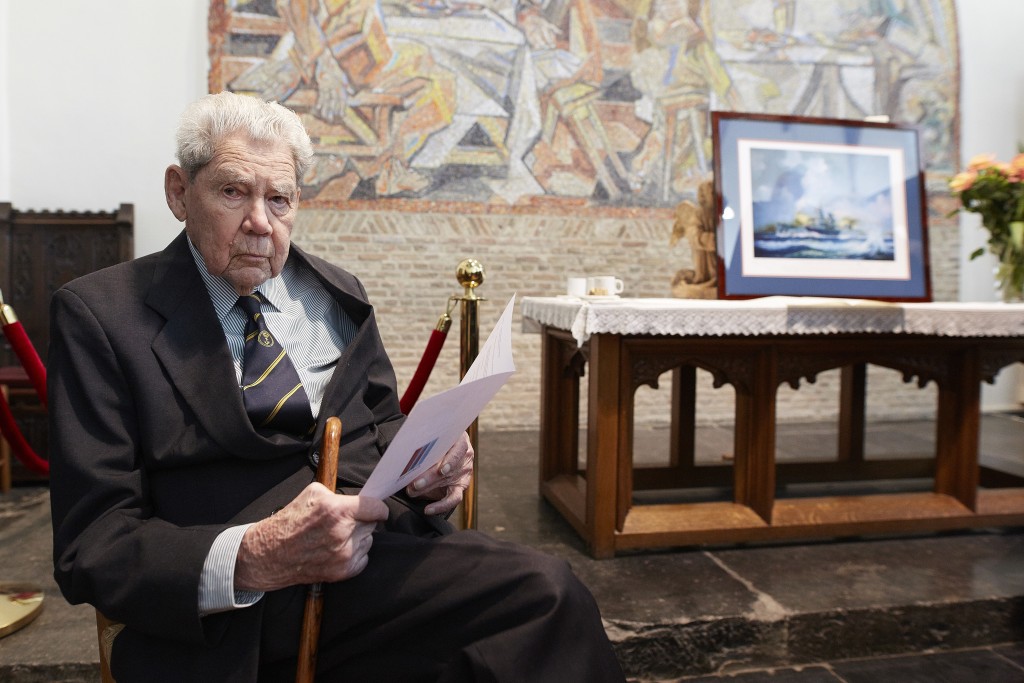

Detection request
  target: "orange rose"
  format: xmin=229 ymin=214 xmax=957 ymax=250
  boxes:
xmin=995 ymin=162 xmax=1013 ymax=176
xmin=966 ymin=153 xmax=997 ymax=171
xmin=949 ymin=170 xmax=977 ymax=192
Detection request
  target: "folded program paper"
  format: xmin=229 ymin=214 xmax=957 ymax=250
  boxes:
xmin=361 ymin=294 xmax=517 ymax=499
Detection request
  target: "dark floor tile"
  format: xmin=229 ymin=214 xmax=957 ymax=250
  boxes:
xmin=636 ymin=414 xmax=1018 ymax=468
xmin=786 ymin=599 xmax=1024 ymax=662
xmin=0 ymin=487 xmax=48 ymax=534
xmin=571 ymin=550 xmax=766 ymax=623
xmin=477 ymin=431 xmax=775 ymax=623
xmin=478 ymin=425 xmax=1024 ymax=625
xmin=474 ymin=424 xmax=1024 ymax=680
xmin=994 ymin=642 xmax=1024 ymax=669
xmin=611 ymin=423 xmax=737 ymax=467
xmin=679 ymin=664 xmax=842 ymax=682
xmin=867 ymin=418 xmax=937 ymax=443
xmin=479 ymin=430 xmax=779 ymax=679
xmin=775 ymin=418 xmax=940 ymax=462
xmin=706 ymin=531 xmax=1024 ymax=614
xmin=831 ymin=648 xmax=1024 ymax=683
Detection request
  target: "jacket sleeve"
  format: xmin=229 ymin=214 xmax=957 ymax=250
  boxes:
xmin=48 ymin=287 xmax=227 ymax=645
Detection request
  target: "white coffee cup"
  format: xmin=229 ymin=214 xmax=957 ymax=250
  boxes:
xmin=586 ymin=276 xmax=624 ymax=297
xmin=566 ymin=276 xmax=588 ymax=298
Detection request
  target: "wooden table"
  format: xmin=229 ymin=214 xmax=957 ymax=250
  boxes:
xmin=523 ymin=297 xmax=1024 ymax=558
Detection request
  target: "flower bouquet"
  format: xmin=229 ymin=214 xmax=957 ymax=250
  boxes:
xmin=949 ymin=153 xmax=1024 ymax=301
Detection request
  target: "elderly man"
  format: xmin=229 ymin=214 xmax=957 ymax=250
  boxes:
xmin=49 ymin=92 xmax=624 ymax=682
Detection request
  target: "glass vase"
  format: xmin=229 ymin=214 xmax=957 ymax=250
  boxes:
xmin=993 ymin=221 xmax=1024 ymax=302
xmin=995 ymin=261 xmax=1024 ymax=302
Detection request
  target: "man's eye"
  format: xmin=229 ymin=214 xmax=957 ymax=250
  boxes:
xmin=270 ymin=196 xmax=290 ymax=207
xmin=223 ymin=187 xmax=240 ymax=198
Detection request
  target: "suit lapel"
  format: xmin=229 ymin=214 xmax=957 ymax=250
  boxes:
xmin=146 ymin=233 xmax=306 ymax=460
xmin=317 ymin=311 xmax=374 ymax=422
xmin=143 ymin=234 xmax=387 ymax=462
xmin=289 ymin=248 xmax=377 ymax=424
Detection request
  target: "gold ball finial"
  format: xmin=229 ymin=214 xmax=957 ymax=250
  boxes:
xmin=456 ymin=258 xmax=485 ymax=298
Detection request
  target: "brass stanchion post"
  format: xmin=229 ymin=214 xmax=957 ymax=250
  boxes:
xmin=0 ymin=288 xmax=45 ymax=640
xmin=454 ymin=259 xmax=484 ymax=529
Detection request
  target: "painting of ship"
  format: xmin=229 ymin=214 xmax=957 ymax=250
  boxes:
xmin=747 ymin=145 xmax=899 ymax=262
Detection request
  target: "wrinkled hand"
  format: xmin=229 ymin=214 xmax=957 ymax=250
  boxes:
xmin=235 ymin=484 xmax=389 ymax=592
xmin=405 ymin=432 xmax=474 ymax=516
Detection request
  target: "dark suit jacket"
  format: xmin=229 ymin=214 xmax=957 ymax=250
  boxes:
xmin=49 ymin=231 xmax=408 ymax=681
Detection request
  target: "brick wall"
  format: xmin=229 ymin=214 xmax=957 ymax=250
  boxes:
xmin=293 ymin=180 xmax=959 ymax=430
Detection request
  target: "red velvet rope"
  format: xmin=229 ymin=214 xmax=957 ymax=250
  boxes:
xmin=400 ymin=328 xmax=449 ymax=415
xmin=0 ymin=387 xmax=48 ymax=474
xmin=0 ymin=319 xmax=49 ymax=475
xmin=3 ymin=321 xmax=47 ymax=407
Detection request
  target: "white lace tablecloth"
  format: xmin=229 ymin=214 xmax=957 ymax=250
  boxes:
xmin=521 ymin=296 xmax=1024 ymax=346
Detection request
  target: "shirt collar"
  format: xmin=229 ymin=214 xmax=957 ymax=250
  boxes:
xmin=186 ymin=236 xmax=290 ymax=320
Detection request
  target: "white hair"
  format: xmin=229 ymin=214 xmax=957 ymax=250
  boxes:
xmin=175 ymin=91 xmax=315 ymax=183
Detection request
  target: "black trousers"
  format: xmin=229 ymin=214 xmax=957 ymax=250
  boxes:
xmin=257 ymin=530 xmax=625 ymax=682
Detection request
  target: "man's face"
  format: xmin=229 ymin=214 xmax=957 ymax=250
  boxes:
xmin=165 ymin=133 xmax=299 ymax=295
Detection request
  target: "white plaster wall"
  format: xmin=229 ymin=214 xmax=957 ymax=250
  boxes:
xmin=3 ymin=0 xmax=208 ymax=257
xmin=956 ymin=0 xmax=1024 ymax=407
xmin=0 ymin=0 xmax=11 ymax=201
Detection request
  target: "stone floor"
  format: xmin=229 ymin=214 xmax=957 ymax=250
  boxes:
xmin=0 ymin=414 xmax=1023 ymax=681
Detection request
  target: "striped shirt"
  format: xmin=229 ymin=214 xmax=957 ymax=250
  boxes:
xmin=187 ymin=237 xmax=356 ymax=615
xmin=188 ymin=238 xmax=357 ymax=418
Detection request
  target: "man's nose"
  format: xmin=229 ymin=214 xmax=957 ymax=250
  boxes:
xmin=243 ymin=199 xmax=273 ymax=234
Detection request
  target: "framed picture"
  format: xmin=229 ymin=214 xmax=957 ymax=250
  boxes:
xmin=711 ymin=112 xmax=931 ymax=301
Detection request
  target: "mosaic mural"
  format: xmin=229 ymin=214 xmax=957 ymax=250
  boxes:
xmin=209 ymin=0 xmax=958 ymax=214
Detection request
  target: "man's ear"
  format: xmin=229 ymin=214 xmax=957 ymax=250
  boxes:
xmin=165 ymin=165 xmax=189 ymax=222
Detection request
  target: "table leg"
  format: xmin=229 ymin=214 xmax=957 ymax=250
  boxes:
xmin=540 ymin=328 xmax=579 ymax=483
xmin=837 ymin=363 xmax=867 ymax=462
xmin=733 ymin=346 xmax=777 ymax=523
xmin=587 ymin=334 xmax=622 ymax=558
xmin=670 ymin=366 xmax=697 ymax=470
xmin=934 ymin=348 xmax=980 ymax=510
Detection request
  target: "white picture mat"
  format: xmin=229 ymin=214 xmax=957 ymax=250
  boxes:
xmin=736 ymin=138 xmax=911 ymax=281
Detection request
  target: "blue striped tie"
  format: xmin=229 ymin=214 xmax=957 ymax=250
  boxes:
xmin=237 ymin=292 xmax=315 ymax=436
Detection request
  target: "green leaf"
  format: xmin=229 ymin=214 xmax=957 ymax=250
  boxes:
xmin=969 ymin=247 xmax=985 ymax=260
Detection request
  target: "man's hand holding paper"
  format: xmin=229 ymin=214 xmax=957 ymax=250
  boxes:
xmin=406 ymin=431 xmax=475 ymax=516
xmin=362 ymin=295 xmax=518 ymax=501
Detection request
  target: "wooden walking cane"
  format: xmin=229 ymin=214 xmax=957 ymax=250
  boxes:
xmin=295 ymin=416 xmax=342 ymax=683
